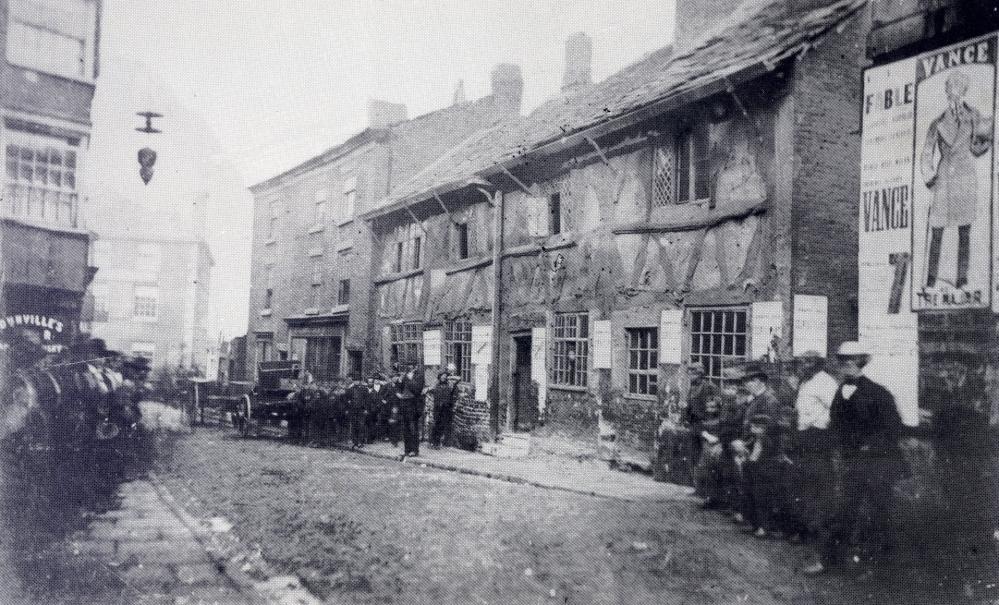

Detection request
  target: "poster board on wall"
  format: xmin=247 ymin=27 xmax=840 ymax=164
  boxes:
xmin=531 ymin=327 xmax=547 ymax=413
xmin=471 ymin=325 xmax=492 ymax=366
xmin=659 ymin=309 xmax=683 ymax=365
xmin=750 ymin=301 xmax=782 ymax=361
xmin=592 ymin=320 xmax=612 ymax=369
xmin=423 ymin=330 xmax=442 ymax=366
xmin=792 ymin=295 xmax=828 ymax=357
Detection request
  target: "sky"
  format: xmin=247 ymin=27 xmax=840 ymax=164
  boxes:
xmin=88 ymin=0 xmax=677 ymax=340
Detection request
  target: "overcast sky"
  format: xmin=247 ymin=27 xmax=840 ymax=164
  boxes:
xmin=89 ymin=0 xmax=677 ymax=340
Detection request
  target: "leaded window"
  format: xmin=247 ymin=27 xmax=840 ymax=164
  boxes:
xmin=626 ymin=328 xmax=659 ymax=396
xmin=445 ymin=320 xmax=472 ymax=383
xmin=551 ymin=312 xmax=589 ymax=387
xmin=689 ymin=308 xmax=748 ymax=384
xmin=390 ymin=322 xmax=423 ymax=366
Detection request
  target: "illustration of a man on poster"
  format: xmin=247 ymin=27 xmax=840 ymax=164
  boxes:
xmin=911 ymin=37 xmax=997 ymax=310
xmin=920 ymin=70 xmax=994 ymax=289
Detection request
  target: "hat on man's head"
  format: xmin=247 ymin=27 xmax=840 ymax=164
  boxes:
xmin=687 ymin=364 xmax=707 ymax=376
xmin=721 ymin=365 xmax=745 ymax=381
xmin=795 ymin=350 xmax=824 ymax=360
xmin=749 ymin=412 xmax=772 ymax=426
xmin=836 ymin=341 xmax=869 ymax=357
xmin=741 ymin=363 xmax=769 ymax=381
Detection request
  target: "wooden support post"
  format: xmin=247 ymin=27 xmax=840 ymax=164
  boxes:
xmin=585 ymin=136 xmax=616 ymax=172
xmin=480 ymin=187 xmax=504 ymax=440
xmin=433 ymin=192 xmax=456 ymax=224
xmin=404 ymin=204 xmax=428 ymax=236
xmin=499 ymin=165 xmax=535 ymax=197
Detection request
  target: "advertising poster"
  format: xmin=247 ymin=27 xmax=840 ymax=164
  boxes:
xmin=911 ymin=36 xmax=997 ymax=310
xmin=592 ymin=320 xmax=612 ymax=369
xmin=792 ymin=295 xmax=828 ymax=357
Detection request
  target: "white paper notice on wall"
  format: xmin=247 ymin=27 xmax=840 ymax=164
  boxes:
xmin=471 ymin=325 xmax=492 ymax=365
xmin=525 ymin=197 xmax=550 ymax=237
xmin=531 ymin=327 xmax=547 ymax=412
xmin=423 ymin=330 xmax=442 ymax=366
xmin=592 ymin=320 xmax=612 ymax=369
xmin=751 ymin=301 xmax=783 ymax=361
xmin=792 ymin=295 xmax=828 ymax=357
xmin=659 ymin=309 xmax=683 ymax=365
xmin=474 ymin=364 xmax=489 ymax=402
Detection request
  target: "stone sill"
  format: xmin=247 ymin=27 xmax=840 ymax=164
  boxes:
xmin=259 ymin=309 xmax=272 ymax=317
xmin=336 ymin=239 xmax=354 ymax=252
xmin=264 ymin=238 xmax=278 ymax=246
xmin=308 ymin=225 xmax=325 ymax=234
xmin=303 ymin=307 xmax=320 ymax=316
xmin=336 ymin=217 xmax=354 ymax=228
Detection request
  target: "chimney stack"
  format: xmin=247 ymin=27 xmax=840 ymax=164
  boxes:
xmin=368 ymin=99 xmax=408 ymax=128
xmin=453 ymin=79 xmax=466 ymax=105
xmin=490 ymin=63 xmax=523 ymax=112
xmin=562 ymin=32 xmax=592 ymax=90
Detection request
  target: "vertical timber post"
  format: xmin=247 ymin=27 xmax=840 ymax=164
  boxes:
xmin=490 ymin=190 xmax=505 ymax=439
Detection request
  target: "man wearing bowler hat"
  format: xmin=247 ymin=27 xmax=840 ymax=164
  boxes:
xmin=805 ymin=341 xmax=906 ymax=575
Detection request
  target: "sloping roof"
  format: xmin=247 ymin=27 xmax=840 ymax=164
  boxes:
xmin=500 ymin=0 xmax=865 ymax=160
xmin=366 ymin=0 xmax=866 ymax=217
xmin=251 ymin=93 xmax=518 ymax=194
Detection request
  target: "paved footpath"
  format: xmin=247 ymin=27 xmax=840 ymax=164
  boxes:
xmin=61 ymin=402 xmax=320 ymax=605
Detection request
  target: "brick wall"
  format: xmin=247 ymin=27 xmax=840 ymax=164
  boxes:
xmin=790 ymin=8 xmax=870 ymax=352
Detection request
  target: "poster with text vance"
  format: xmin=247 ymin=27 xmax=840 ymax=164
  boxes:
xmin=911 ymin=35 xmax=998 ymax=311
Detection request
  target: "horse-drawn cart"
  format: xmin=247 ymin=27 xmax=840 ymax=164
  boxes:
xmin=191 ymin=360 xmax=301 ymax=438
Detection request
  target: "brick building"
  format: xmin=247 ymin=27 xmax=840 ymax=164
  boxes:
xmin=88 ymin=201 xmax=214 ymax=375
xmin=245 ymin=66 xmax=522 ymax=382
xmin=0 ymin=0 xmax=102 ymax=377
xmin=362 ymin=0 xmax=870 ymax=456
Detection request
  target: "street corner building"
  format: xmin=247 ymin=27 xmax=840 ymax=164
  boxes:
xmin=244 ymin=63 xmax=524 ymax=383
xmin=360 ymin=0 xmax=869 ymax=463
xmin=86 ymin=200 xmax=215 ymax=376
xmin=0 ymin=0 xmax=102 ymax=382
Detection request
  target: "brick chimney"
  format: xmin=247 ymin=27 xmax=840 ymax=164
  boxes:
xmin=368 ymin=99 xmax=407 ymax=128
xmin=562 ymin=32 xmax=592 ymax=90
xmin=491 ymin=63 xmax=523 ymax=111
xmin=674 ymin=0 xmax=744 ymax=53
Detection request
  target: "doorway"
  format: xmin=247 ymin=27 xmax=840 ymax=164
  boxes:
xmin=512 ymin=334 xmax=537 ymax=431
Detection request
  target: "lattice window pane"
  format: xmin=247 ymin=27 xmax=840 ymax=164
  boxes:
xmin=651 ymin=143 xmax=676 ymax=207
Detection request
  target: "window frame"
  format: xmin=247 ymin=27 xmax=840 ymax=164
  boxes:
xmin=263 ymin=265 xmax=274 ymax=310
xmin=456 ymin=223 xmax=470 ymax=260
xmin=390 ymin=321 xmax=424 ymax=367
xmin=337 ymin=279 xmax=351 ymax=305
xmin=133 ymin=285 xmax=159 ymax=321
xmin=625 ymin=327 xmax=659 ymax=398
xmin=3 ymin=129 xmax=81 ymax=227
xmin=548 ymin=193 xmax=562 ymax=235
xmin=651 ymin=125 xmax=710 ymax=207
xmin=688 ymin=306 xmax=749 ymax=385
xmin=6 ymin=0 xmax=97 ymax=82
xmin=412 ymin=235 xmax=422 ymax=270
xmin=550 ymin=311 xmax=589 ymax=388
xmin=444 ymin=319 xmax=473 ymax=383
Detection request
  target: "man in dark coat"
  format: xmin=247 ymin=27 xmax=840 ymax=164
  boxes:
xmin=347 ymin=378 xmax=370 ymax=448
xmin=805 ymin=342 xmax=907 ymax=575
xmin=397 ymin=365 xmax=425 ymax=456
xmin=429 ymin=370 xmax=459 ymax=448
xmin=685 ymin=365 xmax=719 ymax=470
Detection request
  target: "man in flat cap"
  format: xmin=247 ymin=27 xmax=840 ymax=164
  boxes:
xmin=805 ymin=342 xmax=906 ymax=575
xmin=685 ymin=363 xmax=719 ymax=471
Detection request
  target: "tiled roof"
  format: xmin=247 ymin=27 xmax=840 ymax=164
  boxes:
xmin=372 ymin=0 xmax=866 ymax=214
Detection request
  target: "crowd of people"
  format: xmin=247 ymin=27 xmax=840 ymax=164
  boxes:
xmin=685 ymin=341 xmax=908 ymax=575
xmin=283 ymin=363 xmax=461 ymax=458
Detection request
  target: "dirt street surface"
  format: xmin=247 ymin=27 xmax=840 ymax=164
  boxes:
xmin=152 ymin=429 xmax=993 ymax=605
